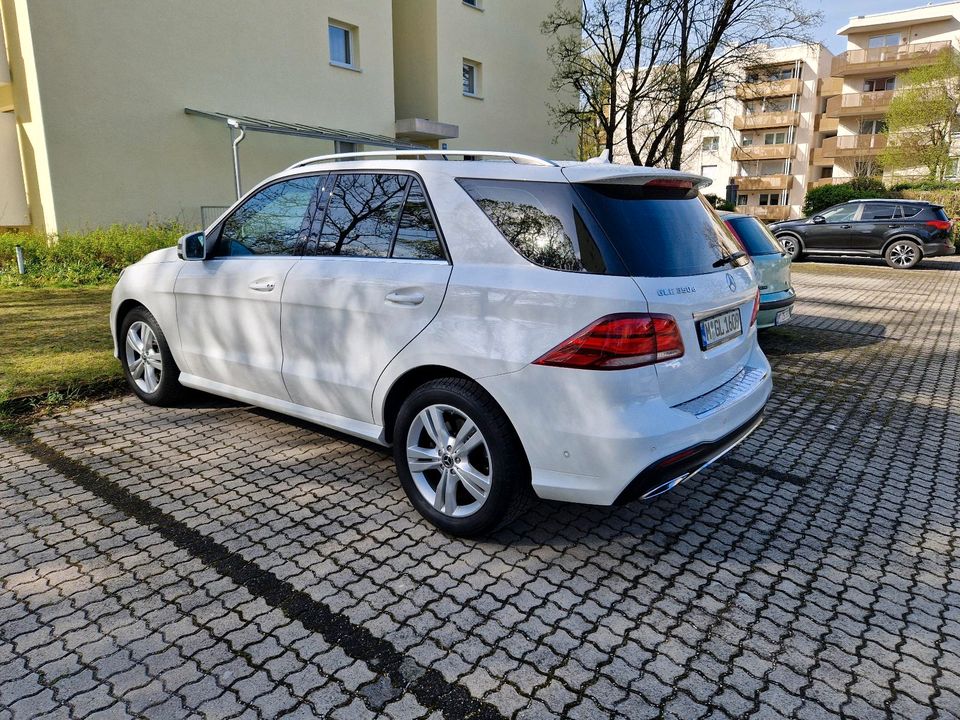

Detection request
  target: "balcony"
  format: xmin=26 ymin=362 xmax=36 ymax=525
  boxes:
xmin=831 ymin=41 xmax=953 ymax=76
xmin=824 ymin=90 xmax=894 ymax=118
xmin=736 ymin=77 xmax=802 ymax=100
xmin=820 ymin=133 xmax=887 ymax=158
xmin=733 ymin=174 xmax=793 ymax=191
xmin=742 ymin=205 xmax=791 ymax=222
xmin=808 ymin=177 xmax=847 ymax=189
xmin=817 ymin=115 xmax=839 ymax=133
xmin=733 ymin=111 xmax=800 ymax=131
xmin=731 ymin=143 xmax=796 ymax=161
xmin=818 ymin=77 xmax=843 ymax=97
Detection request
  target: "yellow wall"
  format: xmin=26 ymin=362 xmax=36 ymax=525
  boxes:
xmin=392 ymin=0 xmax=576 ymax=160
xmin=9 ymin=0 xmax=397 ymax=231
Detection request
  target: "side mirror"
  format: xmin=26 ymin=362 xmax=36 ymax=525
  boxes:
xmin=177 ymin=231 xmax=206 ymax=260
xmin=812 ymin=215 xmax=826 ymax=224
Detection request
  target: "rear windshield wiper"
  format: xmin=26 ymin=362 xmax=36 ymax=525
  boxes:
xmin=713 ymin=251 xmax=748 ymax=268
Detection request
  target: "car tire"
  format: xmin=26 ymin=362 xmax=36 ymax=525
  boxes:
xmin=119 ymin=306 xmax=185 ymax=406
xmin=777 ymin=233 xmax=803 ymax=261
xmin=393 ymin=377 xmax=533 ymax=537
xmin=884 ymin=239 xmax=922 ymax=269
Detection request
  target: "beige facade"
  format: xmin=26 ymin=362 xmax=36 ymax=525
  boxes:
xmin=812 ymin=2 xmax=960 ymax=187
xmin=0 ymin=0 xmax=574 ymax=232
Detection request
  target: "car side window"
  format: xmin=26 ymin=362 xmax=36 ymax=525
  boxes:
xmin=316 ymin=173 xmax=407 ymax=257
xmin=820 ymin=205 xmax=859 ymax=223
xmin=897 ymin=205 xmax=922 ymax=219
xmin=860 ymin=203 xmax=897 ymax=221
xmin=217 ymin=176 xmax=321 ymax=256
xmin=392 ymin=179 xmax=445 ymax=260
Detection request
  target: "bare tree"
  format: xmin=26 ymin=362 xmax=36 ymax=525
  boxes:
xmin=543 ymin=0 xmax=820 ymax=169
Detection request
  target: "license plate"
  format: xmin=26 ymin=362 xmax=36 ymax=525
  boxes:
xmin=698 ymin=308 xmax=742 ymax=350
xmin=775 ymin=307 xmax=792 ymax=325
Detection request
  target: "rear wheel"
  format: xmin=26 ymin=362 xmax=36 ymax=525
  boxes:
xmin=120 ymin=307 xmax=184 ymax=406
xmin=777 ymin=233 xmax=802 ymax=261
xmin=393 ymin=378 xmax=532 ymax=537
xmin=884 ymin=239 xmax=921 ymax=269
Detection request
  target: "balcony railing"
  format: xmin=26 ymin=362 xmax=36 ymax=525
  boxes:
xmin=808 ymin=177 xmax=847 ymax=189
xmin=817 ymin=115 xmax=839 ymax=133
xmin=820 ymin=133 xmax=887 ymax=158
xmin=731 ymin=143 xmax=796 ymax=161
xmin=742 ymin=205 xmax=791 ymax=221
xmin=831 ymin=40 xmax=953 ymax=76
xmin=736 ymin=77 xmax=802 ymax=100
xmin=733 ymin=111 xmax=800 ymax=131
xmin=818 ymin=77 xmax=843 ymax=98
xmin=733 ymin=174 xmax=793 ymax=191
xmin=824 ymin=90 xmax=894 ymax=118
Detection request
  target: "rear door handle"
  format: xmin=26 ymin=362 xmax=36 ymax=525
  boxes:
xmin=888 ymin=224 xmax=898 ymax=228
xmin=248 ymin=279 xmax=277 ymax=292
xmin=840 ymin=224 xmax=852 ymax=229
xmin=385 ymin=291 xmax=425 ymax=306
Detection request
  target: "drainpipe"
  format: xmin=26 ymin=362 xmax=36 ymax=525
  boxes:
xmin=227 ymin=118 xmax=245 ymax=200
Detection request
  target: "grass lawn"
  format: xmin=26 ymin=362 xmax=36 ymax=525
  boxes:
xmin=0 ymin=286 xmax=120 ymax=401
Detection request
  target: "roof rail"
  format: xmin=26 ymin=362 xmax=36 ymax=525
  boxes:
xmin=287 ymin=149 xmax=558 ymax=170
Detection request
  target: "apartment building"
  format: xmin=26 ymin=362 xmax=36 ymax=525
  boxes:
xmin=811 ymin=2 xmax=960 ymax=188
xmin=0 ymin=0 xmax=575 ymax=232
xmin=728 ymin=45 xmax=833 ymax=221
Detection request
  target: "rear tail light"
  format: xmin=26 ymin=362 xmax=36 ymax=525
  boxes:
xmin=750 ymin=290 xmax=760 ymax=327
xmin=534 ymin=313 xmax=684 ymax=370
xmin=644 ymin=179 xmax=694 ymax=190
xmin=926 ymin=220 xmax=952 ymax=231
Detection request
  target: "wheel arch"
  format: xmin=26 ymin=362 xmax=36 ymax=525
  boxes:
xmin=380 ymin=365 xmax=477 ymax=444
xmin=881 ymin=234 xmax=924 ymax=257
xmin=114 ymin=299 xmax=148 ymax=356
xmin=775 ymin=230 xmax=804 ymax=250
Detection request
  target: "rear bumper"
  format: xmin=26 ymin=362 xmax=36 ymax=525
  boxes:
xmin=615 ymin=409 xmax=764 ymax=503
xmin=480 ymin=342 xmax=772 ymax=505
xmin=757 ymin=288 xmax=795 ymax=328
xmin=923 ymin=241 xmax=956 ymax=257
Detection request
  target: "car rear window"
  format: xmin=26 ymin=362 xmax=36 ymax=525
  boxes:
xmin=459 ymin=178 xmax=747 ymax=277
xmin=572 ymin=183 xmax=749 ymax=277
xmin=933 ymin=206 xmax=949 ymax=221
xmin=725 ymin=215 xmax=785 ymax=256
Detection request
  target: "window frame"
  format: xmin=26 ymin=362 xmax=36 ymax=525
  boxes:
xmin=207 ymin=173 xmax=326 ymax=259
xmin=307 ymin=170 xmax=451 ymax=263
xmin=462 ymin=59 xmax=481 ymax=98
xmin=868 ymin=33 xmax=901 ymax=50
xmin=328 ymin=21 xmax=356 ymax=69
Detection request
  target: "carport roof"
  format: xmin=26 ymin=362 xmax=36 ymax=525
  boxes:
xmin=184 ymin=108 xmax=424 ymax=149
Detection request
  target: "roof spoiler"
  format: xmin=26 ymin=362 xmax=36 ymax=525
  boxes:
xmin=561 ymin=165 xmax=711 ymax=189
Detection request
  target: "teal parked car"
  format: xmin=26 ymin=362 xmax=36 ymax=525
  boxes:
xmin=720 ymin=212 xmax=795 ymax=329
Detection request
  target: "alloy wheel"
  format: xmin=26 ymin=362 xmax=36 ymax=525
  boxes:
xmin=125 ymin=321 xmax=163 ymax=394
xmin=780 ymin=236 xmax=798 ymax=258
xmin=405 ymin=404 xmax=492 ymax=518
xmin=889 ymin=242 xmax=917 ymax=268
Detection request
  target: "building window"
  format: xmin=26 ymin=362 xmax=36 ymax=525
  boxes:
xmin=463 ymin=59 xmax=481 ymax=97
xmin=860 ymin=119 xmax=887 ymax=135
xmin=335 ymin=140 xmax=359 ymax=155
xmin=737 ymin=194 xmax=748 ymax=206
xmin=700 ymin=164 xmax=718 ymax=179
xmin=759 ymin=193 xmax=781 ymax=207
xmin=863 ymin=77 xmax=895 ymax=92
xmin=741 ymin=134 xmax=754 ymax=146
xmin=329 ymin=22 xmax=354 ymax=67
xmin=868 ymin=33 xmax=900 ymax=49
xmin=947 ymin=158 xmax=960 ymax=178
xmin=702 ymin=137 xmax=719 ymax=152
xmin=463 ymin=0 xmax=481 ymax=7
xmin=764 ymin=131 xmax=787 ymax=145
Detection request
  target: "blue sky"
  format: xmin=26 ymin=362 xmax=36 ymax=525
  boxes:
xmin=813 ymin=0 xmax=924 ymax=51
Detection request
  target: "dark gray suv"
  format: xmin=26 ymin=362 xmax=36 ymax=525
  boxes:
xmin=770 ymin=199 xmax=955 ymax=269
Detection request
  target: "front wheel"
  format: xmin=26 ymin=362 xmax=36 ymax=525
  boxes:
xmin=393 ymin=378 xmax=532 ymax=537
xmin=885 ymin=239 xmax=922 ymax=269
xmin=777 ymin=234 xmax=803 ymax=262
xmin=120 ymin=307 xmax=184 ymax=406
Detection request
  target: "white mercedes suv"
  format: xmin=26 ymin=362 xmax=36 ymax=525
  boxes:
xmin=111 ymin=150 xmax=771 ymax=536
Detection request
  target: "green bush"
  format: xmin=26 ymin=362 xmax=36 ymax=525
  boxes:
xmin=0 ymin=223 xmax=186 ymax=287
xmin=802 ymin=178 xmax=889 ymax=216
xmin=890 ymin=179 xmax=960 ymax=192
xmin=704 ymin=194 xmax=736 ymax=212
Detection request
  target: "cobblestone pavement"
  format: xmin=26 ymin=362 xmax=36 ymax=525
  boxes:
xmin=2 ymin=257 xmax=960 ymax=719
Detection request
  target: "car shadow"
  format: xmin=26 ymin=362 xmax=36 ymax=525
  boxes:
xmin=800 ymin=256 xmax=960 ymax=271
xmin=758 ymin=320 xmax=888 ymax=355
